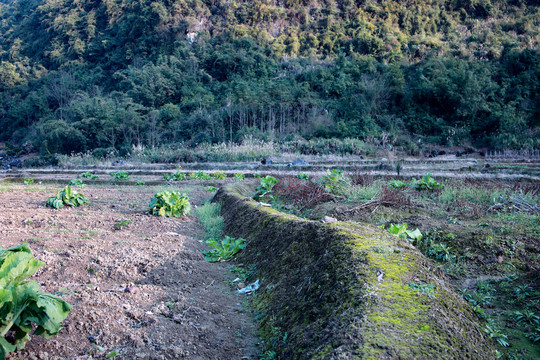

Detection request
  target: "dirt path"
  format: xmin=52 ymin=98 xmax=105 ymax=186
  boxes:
xmin=0 ymin=183 xmax=259 ymax=360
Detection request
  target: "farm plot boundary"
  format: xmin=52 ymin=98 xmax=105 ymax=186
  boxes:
xmin=214 ymin=183 xmax=498 ymax=359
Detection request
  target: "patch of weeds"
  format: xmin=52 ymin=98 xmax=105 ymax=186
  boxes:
xmin=416 ymin=231 xmax=457 ymax=262
xmin=229 ymin=265 xmax=248 ymax=282
xmin=345 ymin=180 xmax=383 ymax=201
xmin=514 ymin=284 xmax=534 ymax=302
xmin=166 ymin=301 xmax=175 ymax=310
xmin=236 ymin=326 xmax=247 ymax=338
xmin=426 ymin=243 xmax=454 ymax=262
xmin=446 ymin=216 xmax=460 ymax=224
xmin=55 ymin=287 xmax=73 ymax=297
xmin=259 ymin=318 xmax=288 ymax=358
xmin=113 ymin=219 xmax=132 ymax=230
xmin=195 ymin=202 xmax=224 ymax=240
xmin=128 ymin=201 xmax=140 ymax=209
xmin=526 ymin=326 xmax=540 ymax=343
xmin=408 ymin=282 xmax=435 ymax=298
xmin=460 ymin=286 xmax=494 ymax=310
xmin=513 ymin=311 xmax=540 ymax=326
xmin=206 ymin=186 xmax=218 ymax=192
xmin=25 ymin=237 xmax=49 ymax=243
xmin=202 ymin=236 xmax=246 ymax=262
xmin=296 ymin=173 xmax=309 ymax=180
xmin=23 ymin=178 xmax=34 ymax=185
xmin=484 ymin=323 xmax=510 ymax=347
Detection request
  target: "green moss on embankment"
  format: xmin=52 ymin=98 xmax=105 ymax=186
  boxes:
xmin=213 ymin=184 xmax=498 ymax=359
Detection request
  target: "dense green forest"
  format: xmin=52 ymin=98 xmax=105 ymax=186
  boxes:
xmin=0 ymin=0 xmax=539 ymax=160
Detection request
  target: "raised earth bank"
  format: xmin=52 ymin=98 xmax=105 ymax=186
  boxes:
xmin=214 ymin=183 xmax=498 ymax=359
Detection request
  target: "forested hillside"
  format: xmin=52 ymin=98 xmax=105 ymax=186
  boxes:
xmin=0 ymin=0 xmax=539 ymax=160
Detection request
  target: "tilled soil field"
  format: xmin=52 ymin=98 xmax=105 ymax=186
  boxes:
xmin=0 ymin=183 xmax=258 ymax=360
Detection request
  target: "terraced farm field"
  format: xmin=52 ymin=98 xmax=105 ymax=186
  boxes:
xmin=0 ymin=157 xmax=538 ymax=359
xmin=0 ymin=182 xmax=257 ymax=360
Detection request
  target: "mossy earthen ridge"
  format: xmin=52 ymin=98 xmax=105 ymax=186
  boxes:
xmin=213 ymin=184 xmax=498 ymax=359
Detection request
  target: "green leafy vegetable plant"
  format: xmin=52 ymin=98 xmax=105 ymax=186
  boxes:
xmin=320 ymin=169 xmax=350 ymax=195
xmin=385 ymin=223 xmax=423 ymax=243
xmin=202 ymin=236 xmax=246 ymax=262
xmin=388 ymin=180 xmax=407 ymax=189
xmin=233 ymin=173 xmax=245 ymax=181
xmin=206 ymin=186 xmax=218 ymax=192
xmin=81 ymin=172 xmax=98 ymax=180
xmin=135 ymin=180 xmax=145 ymax=186
xmin=190 ymin=171 xmax=211 ymax=180
xmin=23 ymin=178 xmax=34 ymax=185
xmin=296 ymin=173 xmax=309 ymax=180
xmin=254 ymin=176 xmax=279 ymax=200
xmin=0 ymin=243 xmax=72 ymax=358
xmin=212 ymin=171 xmax=227 ymax=180
xmin=69 ymin=179 xmax=84 ymax=187
xmin=45 ymin=186 xmax=89 ymax=209
xmin=164 ymin=171 xmax=187 ymax=181
xmin=149 ymin=191 xmax=191 ymax=217
xmin=410 ymin=173 xmax=443 ymax=191
xmin=110 ymin=171 xmax=130 ymax=181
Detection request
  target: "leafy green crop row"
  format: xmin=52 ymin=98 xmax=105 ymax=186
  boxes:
xmin=388 ymin=174 xmax=443 ymax=191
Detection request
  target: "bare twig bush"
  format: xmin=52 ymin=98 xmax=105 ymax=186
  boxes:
xmin=349 ymin=168 xmax=375 ymax=186
xmin=341 ymin=185 xmax=411 ymax=214
xmin=273 ymin=177 xmax=333 ymax=211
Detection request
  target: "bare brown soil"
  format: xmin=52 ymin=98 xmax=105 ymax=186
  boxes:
xmin=0 ymin=183 xmax=258 ymax=360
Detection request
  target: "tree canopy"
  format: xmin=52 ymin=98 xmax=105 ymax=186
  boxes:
xmin=0 ymin=0 xmax=539 ymax=157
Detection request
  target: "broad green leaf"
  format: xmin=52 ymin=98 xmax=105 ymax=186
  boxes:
xmin=107 ymin=350 xmax=119 ymax=358
xmin=0 ymin=337 xmax=16 ymax=359
xmin=0 ymin=290 xmax=11 ymax=304
xmin=0 ymin=244 xmax=71 ymax=358
xmin=406 ymin=228 xmax=423 ymax=241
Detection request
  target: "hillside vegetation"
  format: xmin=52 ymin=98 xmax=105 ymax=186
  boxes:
xmin=0 ymin=0 xmax=539 ymax=161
